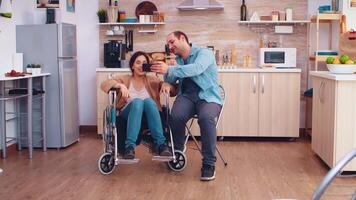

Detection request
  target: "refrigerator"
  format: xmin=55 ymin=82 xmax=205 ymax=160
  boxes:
xmin=16 ymin=23 xmax=79 ymax=148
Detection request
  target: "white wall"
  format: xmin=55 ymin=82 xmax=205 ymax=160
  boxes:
xmin=0 ymin=13 xmax=15 ymax=74
xmin=342 ymin=0 xmax=356 ymax=29
xmin=76 ymin=0 xmax=99 ymax=125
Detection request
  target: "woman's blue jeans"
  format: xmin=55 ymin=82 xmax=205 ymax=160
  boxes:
xmin=120 ymin=98 xmax=165 ymax=148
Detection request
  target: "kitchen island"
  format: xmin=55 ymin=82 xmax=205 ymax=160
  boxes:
xmin=311 ymin=71 xmax=356 ymax=171
xmin=96 ymin=67 xmax=301 ymax=137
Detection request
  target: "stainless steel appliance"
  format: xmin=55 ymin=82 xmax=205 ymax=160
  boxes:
xmin=259 ymin=48 xmax=297 ymax=68
xmin=16 ymin=23 xmax=79 ymax=148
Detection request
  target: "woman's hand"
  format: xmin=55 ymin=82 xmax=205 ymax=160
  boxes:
xmin=114 ymin=83 xmax=130 ymax=99
xmin=160 ymin=82 xmax=171 ymax=95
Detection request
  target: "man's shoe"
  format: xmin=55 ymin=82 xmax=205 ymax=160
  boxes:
xmin=123 ymin=146 xmax=135 ymax=159
xmin=200 ymin=164 xmax=216 ymax=181
xmin=158 ymin=144 xmax=172 ymax=156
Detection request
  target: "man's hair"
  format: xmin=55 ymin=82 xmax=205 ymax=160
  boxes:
xmin=172 ymin=31 xmax=189 ymax=45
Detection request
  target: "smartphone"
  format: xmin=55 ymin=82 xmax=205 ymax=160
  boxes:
xmin=142 ymin=63 xmax=152 ymax=72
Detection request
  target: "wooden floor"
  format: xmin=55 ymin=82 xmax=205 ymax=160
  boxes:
xmin=1 ymin=133 xmax=355 ymax=200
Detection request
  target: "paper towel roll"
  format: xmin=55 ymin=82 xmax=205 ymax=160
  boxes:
xmin=12 ymin=53 xmax=23 ymax=72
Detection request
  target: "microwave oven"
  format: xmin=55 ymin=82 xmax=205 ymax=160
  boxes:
xmin=259 ymin=48 xmax=296 ymax=68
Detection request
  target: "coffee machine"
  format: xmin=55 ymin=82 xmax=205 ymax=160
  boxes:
xmin=104 ymin=40 xmax=126 ymax=68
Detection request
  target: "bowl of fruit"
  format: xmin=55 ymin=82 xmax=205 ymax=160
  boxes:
xmin=326 ymin=55 xmax=356 ymax=74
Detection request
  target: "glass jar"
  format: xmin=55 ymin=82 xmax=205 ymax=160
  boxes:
xmin=153 ymin=11 xmax=159 ymax=22
xmin=285 ymin=7 xmax=293 ymax=21
xmin=271 ymin=11 xmax=279 ymax=21
xmin=119 ymin=11 xmax=126 ymax=22
xmin=279 ymin=11 xmax=286 ymax=21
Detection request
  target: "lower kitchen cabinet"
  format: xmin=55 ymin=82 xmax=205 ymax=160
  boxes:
xmin=218 ymin=72 xmax=300 ymax=137
xmin=96 ymin=70 xmax=301 ymax=138
xmin=311 ymin=74 xmax=356 ymax=171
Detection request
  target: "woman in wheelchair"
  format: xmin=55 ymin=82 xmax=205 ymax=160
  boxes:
xmin=101 ymin=51 xmax=175 ymax=159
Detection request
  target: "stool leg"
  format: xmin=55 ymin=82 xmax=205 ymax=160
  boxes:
xmin=15 ymin=80 xmax=21 ymax=151
xmin=16 ymin=98 xmax=22 ymax=151
xmin=1 ymin=100 xmax=6 ymax=159
xmin=27 ymin=78 xmax=33 ymax=159
xmin=0 ymin=82 xmax=6 ymax=159
xmin=42 ymin=77 xmax=46 ymax=151
xmin=216 ymin=144 xmax=227 ymax=166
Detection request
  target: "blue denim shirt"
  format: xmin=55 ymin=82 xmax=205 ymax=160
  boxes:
xmin=164 ymin=45 xmax=222 ymax=105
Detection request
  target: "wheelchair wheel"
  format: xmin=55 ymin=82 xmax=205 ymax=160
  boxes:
xmin=167 ymin=150 xmax=187 ymax=172
xmin=98 ymin=153 xmax=116 ymax=175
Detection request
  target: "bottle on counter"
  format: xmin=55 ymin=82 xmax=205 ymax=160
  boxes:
xmin=215 ymin=50 xmax=220 ymax=66
xmin=240 ymin=0 xmax=247 ymax=21
xmin=243 ymin=55 xmax=252 ymax=68
xmin=332 ymin=0 xmax=339 ymax=11
xmin=231 ymin=46 xmax=237 ymax=66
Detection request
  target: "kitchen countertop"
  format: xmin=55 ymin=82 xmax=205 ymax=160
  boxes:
xmin=96 ymin=67 xmax=301 ymax=73
xmin=0 ymin=73 xmax=51 ymax=81
xmin=310 ymin=71 xmax=356 ymax=81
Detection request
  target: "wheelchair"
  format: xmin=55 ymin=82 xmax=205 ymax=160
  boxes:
xmin=98 ymin=90 xmax=187 ymax=175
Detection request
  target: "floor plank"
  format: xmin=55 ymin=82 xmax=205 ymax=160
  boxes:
xmin=0 ymin=134 xmax=355 ymax=200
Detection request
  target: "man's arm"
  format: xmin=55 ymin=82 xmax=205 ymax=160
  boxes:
xmin=168 ymin=49 xmax=214 ymax=78
xmin=163 ymin=73 xmax=179 ymax=84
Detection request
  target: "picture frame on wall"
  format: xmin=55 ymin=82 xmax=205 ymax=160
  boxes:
xmin=351 ymin=0 xmax=356 ymax=8
xmin=37 ymin=0 xmax=59 ymax=9
xmin=66 ymin=0 xmax=75 ymax=13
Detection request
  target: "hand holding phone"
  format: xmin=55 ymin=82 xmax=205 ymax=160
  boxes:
xmin=142 ymin=63 xmax=152 ymax=72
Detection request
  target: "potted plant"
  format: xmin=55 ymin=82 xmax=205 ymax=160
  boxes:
xmin=26 ymin=64 xmax=33 ymax=73
xmin=32 ymin=64 xmax=42 ymax=75
xmin=97 ymin=9 xmax=107 ymax=23
xmin=27 ymin=64 xmax=42 ymax=75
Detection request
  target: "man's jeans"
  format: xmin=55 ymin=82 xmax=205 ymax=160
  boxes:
xmin=120 ymin=98 xmax=165 ymax=148
xmin=170 ymin=95 xmax=222 ymax=166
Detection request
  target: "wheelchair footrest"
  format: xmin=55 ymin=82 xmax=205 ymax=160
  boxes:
xmin=117 ymin=158 xmax=140 ymax=164
xmin=152 ymin=155 xmax=173 ymax=162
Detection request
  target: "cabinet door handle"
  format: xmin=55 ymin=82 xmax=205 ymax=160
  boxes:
xmin=321 ymin=82 xmax=325 ymax=103
xmin=253 ymin=75 xmax=256 ymax=93
xmin=319 ymin=82 xmax=325 ymax=103
xmin=261 ymin=75 xmax=265 ymax=94
xmin=318 ymin=82 xmax=322 ymax=102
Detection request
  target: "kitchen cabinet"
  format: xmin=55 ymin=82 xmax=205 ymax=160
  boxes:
xmin=218 ymin=72 xmax=300 ymax=137
xmin=218 ymin=73 xmax=258 ymax=136
xmin=311 ymin=72 xmax=356 ymax=171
